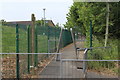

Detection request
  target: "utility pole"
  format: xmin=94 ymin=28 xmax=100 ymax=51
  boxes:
xmin=43 ymin=8 xmax=46 ymax=26
xmin=105 ymin=2 xmax=109 ymax=47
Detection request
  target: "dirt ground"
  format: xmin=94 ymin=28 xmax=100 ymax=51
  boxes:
xmin=1 ymin=54 xmax=55 ymax=78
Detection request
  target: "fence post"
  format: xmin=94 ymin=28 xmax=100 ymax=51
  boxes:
xmin=55 ymin=27 xmax=56 ymax=51
xmin=16 ymin=24 xmax=19 ymax=78
xmin=34 ymin=25 xmax=38 ymax=67
xmin=83 ymin=49 xmax=88 ymax=78
xmin=71 ymin=28 xmax=78 ymax=59
xmin=31 ymin=14 xmax=36 ymax=66
xmin=47 ymin=26 xmax=50 ymax=54
xmin=31 ymin=14 xmax=35 ymax=53
xmin=90 ymin=20 xmax=92 ymax=48
xmin=27 ymin=25 xmax=30 ymax=73
xmin=56 ymin=28 xmax=63 ymax=61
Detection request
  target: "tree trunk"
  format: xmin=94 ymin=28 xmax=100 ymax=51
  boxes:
xmin=105 ymin=2 xmax=109 ymax=47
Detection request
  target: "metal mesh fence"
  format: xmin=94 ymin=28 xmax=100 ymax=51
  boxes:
xmin=1 ymin=23 xmax=73 ymax=78
xmin=18 ymin=24 xmax=28 ymax=78
xmin=61 ymin=29 xmax=73 ymax=47
xmin=1 ymin=24 xmax=16 ymax=78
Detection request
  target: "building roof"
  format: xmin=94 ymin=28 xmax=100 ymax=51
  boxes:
xmin=45 ymin=20 xmax=55 ymax=27
xmin=7 ymin=21 xmax=32 ymax=25
xmin=7 ymin=20 xmax=55 ymax=27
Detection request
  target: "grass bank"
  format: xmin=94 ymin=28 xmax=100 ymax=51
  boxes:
xmin=86 ymin=36 xmax=119 ymax=75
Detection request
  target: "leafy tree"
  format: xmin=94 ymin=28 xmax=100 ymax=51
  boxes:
xmin=65 ymin=2 xmax=120 ymax=38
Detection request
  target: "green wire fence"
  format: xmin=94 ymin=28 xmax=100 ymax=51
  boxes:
xmin=1 ymin=23 xmax=72 ymax=78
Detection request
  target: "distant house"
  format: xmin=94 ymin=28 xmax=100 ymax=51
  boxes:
xmin=7 ymin=21 xmax=32 ymax=25
xmin=45 ymin=20 xmax=55 ymax=27
xmin=7 ymin=20 xmax=55 ymax=27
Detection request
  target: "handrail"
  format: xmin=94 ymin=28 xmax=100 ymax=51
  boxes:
xmin=82 ymin=46 xmax=111 ymax=78
xmin=77 ymin=46 xmax=110 ymax=51
xmin=0 ymin=53 xmax=62 ymax=54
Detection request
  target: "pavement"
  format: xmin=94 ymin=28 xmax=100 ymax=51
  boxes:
xmin=39 ymin=41 xmax=84 ymax=78
xmin=39 ymin=41 xmax=118 ymax=78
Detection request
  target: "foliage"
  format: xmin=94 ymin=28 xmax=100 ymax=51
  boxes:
xmin=65 ymin=2 xmax=120 ymax=74
xmin=65 ymin=2 xmax=120 ymax=38
xmin=36 ymin=20 xmax=44 ymax=25
xmin=0 ymin=19 xmax=7 ymax=25
xmin=87 ymin=37 xmax=119 ymax=74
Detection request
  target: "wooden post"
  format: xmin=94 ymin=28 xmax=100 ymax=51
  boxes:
xmin=31 ymin=14 xmax=35 ymax=53
xmin=31 ymin=14 xmax=36 ymax=66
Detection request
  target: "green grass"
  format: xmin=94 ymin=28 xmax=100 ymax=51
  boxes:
xmin=2 ymin=26 xmax=16 ymax=53
xmin=87 ymin=37 xmax=118 ymax=60
xmin=2 ymin=26 xmax=28 ymax=53
xmin=86 ymin=36 xmax=119 ymax=74
xmin=38 ymin=35 xmax=48 ymax=53
xmin=2 ymin=25 xmax=58 ymax=53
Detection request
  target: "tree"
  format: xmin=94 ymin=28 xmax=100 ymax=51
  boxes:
xmin=56 ymin=23 xmax=60 ymax=27
xmin=0 ymin=19 xmax=6 ymax=25
xmin=105 ymin=2 xmax=109 ymax=47
xmin=65 ymin=2 xmax=120 ymax=39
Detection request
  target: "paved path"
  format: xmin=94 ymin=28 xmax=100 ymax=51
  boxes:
xmin=39 ymin=41 xmax=85 ymax=78
xmin=39 ymin=41 xmax=118 ymax=78
xmin=60 ymin=41 xmax=84 ymax=78
xmin=39 ymin=60 xmax=61 ymax=78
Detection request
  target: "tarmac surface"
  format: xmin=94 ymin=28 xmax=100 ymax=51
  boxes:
xmin=39 ymin=41 xmax=118 ymax=78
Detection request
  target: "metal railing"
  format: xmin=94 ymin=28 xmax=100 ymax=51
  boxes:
xmin=60 ymin=47 xmax=119 ymax=78
xmin=60 ymin=59 xmax=119 ymax=78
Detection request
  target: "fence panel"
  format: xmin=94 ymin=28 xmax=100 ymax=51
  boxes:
xmin=1 ymin=24 xmax=29 ymax=78
xmin=1 ymin=24 xmax=16 ymax=78
xmin=1 ymin=23 xmax=73 ymax=78
xmin=16 ymin=24 xmax=28 ymax=78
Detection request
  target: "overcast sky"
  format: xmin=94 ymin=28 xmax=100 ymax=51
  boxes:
xmin=0 ymin=0 xmax=73 ymax=26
